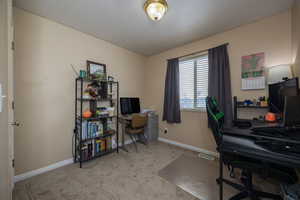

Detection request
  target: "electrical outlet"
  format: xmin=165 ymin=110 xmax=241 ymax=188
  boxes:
xmin=164 ymin=128 xmax=168 ymax=134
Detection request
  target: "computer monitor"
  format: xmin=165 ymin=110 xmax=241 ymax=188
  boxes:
xmin=120 ymin=97 xmax=141 ymax=115
xmin=283 ymin=96 xmax=300 ymax=127
xmin=130 ymin=98 xmax=141 ymax=114
xmin=120 ymin=98 xmax=131 ymax=115
xmin=268 ymin=78 xmax=299 ymax=113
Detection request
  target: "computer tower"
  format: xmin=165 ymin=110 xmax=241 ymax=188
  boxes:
xmin=144 ymin=112 xmax=159 ymax=141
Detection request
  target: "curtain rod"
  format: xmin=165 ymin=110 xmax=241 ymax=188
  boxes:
xmin=175 ymin=43 xmax=229 ymax=60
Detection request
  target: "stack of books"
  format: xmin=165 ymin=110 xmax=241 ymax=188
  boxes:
xmin=81 ymin=121 xmax=103 ymax=140
xmin=81 ymin=137 xmax=113 ymax=160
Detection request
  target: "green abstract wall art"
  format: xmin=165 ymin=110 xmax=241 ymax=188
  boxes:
xmin=241 ymin=52 xmax=266 ymax=90
xmin=242 ymin=52 xmax=265 ymax=78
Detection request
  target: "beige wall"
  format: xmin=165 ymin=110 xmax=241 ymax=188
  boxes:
xmin=292 ymin=0 xmax=300 ymax=78
xmin=0 ymin=0 xmax=11 ymax=199
xmin=144 ymin=10 xmax=292 ymax=152
xmin=14 ymin=8 xmax=147 ymax=175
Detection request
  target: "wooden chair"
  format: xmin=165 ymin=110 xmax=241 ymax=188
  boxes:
xmin=125 ymin=114 xmax=148 ymax=152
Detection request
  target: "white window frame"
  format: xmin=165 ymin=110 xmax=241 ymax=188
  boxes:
xmin=179 ymin=52 xmax=208 ymax=112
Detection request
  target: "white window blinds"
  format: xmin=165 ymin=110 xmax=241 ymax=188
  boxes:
xmin=179 ymin=53 xmax=209 ymax=110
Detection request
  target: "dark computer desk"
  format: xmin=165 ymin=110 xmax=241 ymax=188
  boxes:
xmin=223 ymin=126 xmax=300 ymax=144
xmin=218 ymin=126 xmax=300 ymax=200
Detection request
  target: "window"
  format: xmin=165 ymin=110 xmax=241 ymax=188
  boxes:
xmin=179 ymin=53 xmax=209 ymax=110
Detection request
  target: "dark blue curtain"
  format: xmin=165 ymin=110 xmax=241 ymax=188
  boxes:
xmin=208 ymin=44 xmax=233 ymax=126
xmin=163 ymin=58 xmax=181 ymax=123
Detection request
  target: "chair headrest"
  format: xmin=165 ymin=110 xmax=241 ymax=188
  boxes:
xmin=206 ymin=96 xmax=224 ymax=122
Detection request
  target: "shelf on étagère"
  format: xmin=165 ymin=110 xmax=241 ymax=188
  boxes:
xmin=76 ymin=115 xmax=117 ymax=121
xmin=80 ymin=130 xmax=116 ymax=143
xmin=76 ymin=77 xmax=118 ymax=84
xmin=237 ymin=105 xmax=269 ymax=109
xmin=76 ymin=97 xmax=115 ymax=102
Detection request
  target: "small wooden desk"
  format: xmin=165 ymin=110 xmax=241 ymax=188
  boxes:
xmin=119 ymin=115 xmax=132 ymax=152
xmin=119 ymin=114 xmax=149 ymax=152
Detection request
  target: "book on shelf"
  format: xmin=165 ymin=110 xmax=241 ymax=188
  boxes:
xmin=81 ymin=121 xmax=104 ymax=140
xmin=81 ymin=137 xmax=114 ymax=161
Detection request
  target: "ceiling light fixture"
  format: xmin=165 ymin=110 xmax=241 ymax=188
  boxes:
xmin=144 ymin=0 xmax=168 ymax=21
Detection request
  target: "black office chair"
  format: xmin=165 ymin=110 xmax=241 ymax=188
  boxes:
xmin=206 ymin=96 xmax=297 ymax=200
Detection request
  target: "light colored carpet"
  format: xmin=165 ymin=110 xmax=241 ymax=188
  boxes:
xmin=13 ymin=142 xmax=199 ymax=200
xmin=13 ymin=142 xmax=279 ymax=200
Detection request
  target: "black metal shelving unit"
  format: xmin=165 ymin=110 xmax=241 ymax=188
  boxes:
xmin=74 ymin=77 xmax=119 ymax=168
xmin=233 ymin=96 xmax=269 ymax=121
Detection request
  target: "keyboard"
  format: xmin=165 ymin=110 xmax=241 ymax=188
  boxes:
xmin=251 ymin=126 xmax=300 ymax=139
xmin=255 ymin=139 xmax=300 ymax=156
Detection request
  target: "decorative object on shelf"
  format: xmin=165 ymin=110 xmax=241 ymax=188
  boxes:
xmin=87 ymin=60 xmax=106 ymax=80
xmin=260 ymin=101 xmax=268 ymax=107
xmin=79 ymin=70 xmax=87 ymax=78
xmin=83 ymin=110 xmax=92 ymax=118
xmin=241 ymin=52 xmax=265 ymax=90
xmin=83 ymin=81 xmax=108 ymax=100
xmin=258 ymin=96 xmax=268 ymax=107
xmin=144 ymin=0 xmax=168 ymax=21
xmin=258 ymin=96 xmax=266 ymax=102
xmin=96 ymin=107 xmax=109 ymax=117
xmin=82 ymin=91 xmax=91 ymax=99
xmin=243 ymin=99 xmax=253 ymax=106
xmin=86 ymin=81 xmax=100 ymax=98
xmin=265 ymin=112 xmax=276 ymax=122
xmin=106 ymin=107 xmax=115 ymax=117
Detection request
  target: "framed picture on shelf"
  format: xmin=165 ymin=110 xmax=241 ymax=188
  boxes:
xmin=87 ymin=60 xmax=106 ymax=80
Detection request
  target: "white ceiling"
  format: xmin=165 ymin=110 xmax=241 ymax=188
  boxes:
xmin=15 ymin=0 xmax=294 ymax=56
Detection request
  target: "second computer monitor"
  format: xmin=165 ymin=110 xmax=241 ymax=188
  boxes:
xmin=269 ymin=78 xmax=299 ymax=113
xmin=283 ymin=95 xmax=300 ymax=127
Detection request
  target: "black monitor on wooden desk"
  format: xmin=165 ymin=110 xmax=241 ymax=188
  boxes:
xmin=120 ymin=97 xmax=141 ymax=115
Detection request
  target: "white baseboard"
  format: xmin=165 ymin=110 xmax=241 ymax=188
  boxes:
xmin=14 ymin=158 xmax=74 ymax=183
xmin=14 ymin=139 xmax=134 ymax=183
xmin=158 ymin=137 xmax=219 ymax=158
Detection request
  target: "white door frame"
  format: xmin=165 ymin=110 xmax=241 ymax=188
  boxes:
xmin=7 ymin=0 xmax=14 ymax=190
